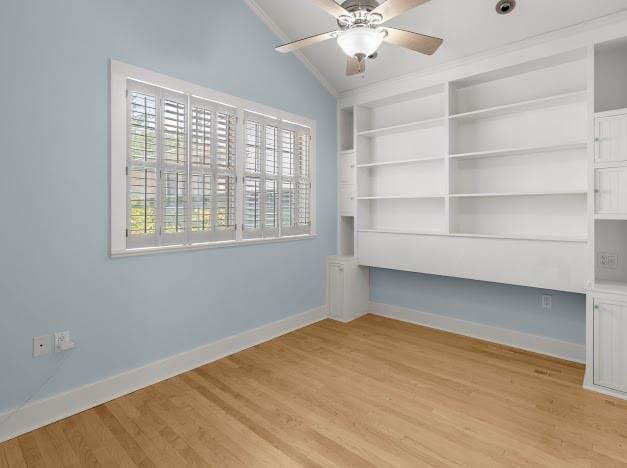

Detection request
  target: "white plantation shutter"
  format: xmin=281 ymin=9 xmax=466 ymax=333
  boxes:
xmin=118 ymin=69 xmax=313 ymax=254
xmin=160 ymin=91 xmax=187 ymax=246
xmin=281 ymin=124 xmax=311 ymax=236
xmin=127 ymin=81 xmax=160 ymax=248
xmin=243 ymin=113 xmax=280 ymax=239
xmin=190 ymin=98 xmax=237 ymax=242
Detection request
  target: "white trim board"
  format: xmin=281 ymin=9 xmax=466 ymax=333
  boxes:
xmin=370 ymin=302 xmax=586 ymax=364
xmin=243 ymin=0 xmax=338 ymax=98
xmin=0 ymin=305 xmax=328 ymax=444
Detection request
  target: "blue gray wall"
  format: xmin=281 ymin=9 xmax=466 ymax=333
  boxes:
xmin=0 ymin=0 xmax=336 ymax=414
xmin=370 ymin=269 xmax=586 ymax=345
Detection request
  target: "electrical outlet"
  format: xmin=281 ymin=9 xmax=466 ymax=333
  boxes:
xmin=33 ymin=335 xmax=50 ymax=357
xmin=54 ymin=331 xmax=75 ymax=352
xmin=599 ymin=252 xmax=619 ymax=270
xmin=542 ymin=295 xmax=552 ymax=310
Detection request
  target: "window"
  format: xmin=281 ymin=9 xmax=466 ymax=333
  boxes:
xmin=111 ymin=61 xmax=315 ymax=256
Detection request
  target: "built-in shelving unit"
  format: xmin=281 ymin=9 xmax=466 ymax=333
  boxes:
xmin=338 ymin=48 xmax=592 ymax=292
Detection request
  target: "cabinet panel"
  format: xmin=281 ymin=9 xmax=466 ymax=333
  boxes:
xmin=595 ymin=114 xmax=627 ymax=163
xmin=340 ymin=152 xmax=355 ymax=185
xmin=328 ymin=263 xmax=344 ymax=320
xmin=594 ymin=299 xmax=627 ymax=393
xmin=596 ymin=167 xmax=627 ymax=214
xmin=340 ymin=185 xmax=355 ymax=216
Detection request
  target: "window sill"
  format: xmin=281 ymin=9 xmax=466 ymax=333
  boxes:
xmin=110 ymin=234 xmax=316 ymax=258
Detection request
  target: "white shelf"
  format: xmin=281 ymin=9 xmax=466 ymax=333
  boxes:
xmin=357 ymin=117 xmax=444 ymax=138
xmin=357 ymin=229 xmax=587 ymax=243
xmin=357 ymin=156 xmax=446 ymax=168
xmin=450 ymin=191 xmax=587 ymax=198
xmin=358 ymin=228 xmax=446 ymax=236
xmin=357 ymin=195 xmax=445 ymax=200
xmin=595 ymin=214 xmax=627 ymax=220
xmin=449 ymin=90 xmax=587 ymax=121
xmin=591 ymin=281 xmax=627 ymax=296
xmin=449 ymin=142 xmax=587 ymax=161
xmin=594 ymin=160 xmax=627 ymax=169
xmin=340 ymin=149 xmax=355 ymax=154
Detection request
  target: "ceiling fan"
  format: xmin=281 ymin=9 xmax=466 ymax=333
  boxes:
xmin=275 ymin=0 xmax=443 ymax=76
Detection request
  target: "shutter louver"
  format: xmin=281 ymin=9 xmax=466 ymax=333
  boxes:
xmin=215 ymin=174 xmax=236 ymax=233
xmin=244 ymin=177 xmax=261 ymax=230
xmin=264 ymin=179 xmax=278 ymax=230
xmin=163 ymin=170 xmax=186 ymax=234
xmin=281 ymin=180 xmax=294 ymax=228
xmin=191 ymin=173 xmax=212 ymax=232
xmin=129 ymin=168 xmax=157 ymax=236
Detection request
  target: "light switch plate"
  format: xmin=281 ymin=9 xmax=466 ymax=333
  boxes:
xmin=542 ymin=295 xmax=552 ymax=310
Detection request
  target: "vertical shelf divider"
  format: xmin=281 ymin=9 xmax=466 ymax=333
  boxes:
xmin=445 ymin=82 xmax=453 ymax=235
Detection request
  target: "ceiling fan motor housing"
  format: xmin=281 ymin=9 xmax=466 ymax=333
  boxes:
xmin=338 ymin=0 xmax=382 ymax=28
xmin=340 ymin=0 xmax=380 ymax=12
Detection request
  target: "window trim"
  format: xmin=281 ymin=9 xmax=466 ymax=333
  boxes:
xmin=110 ymin=60 xmax=316 ymax=257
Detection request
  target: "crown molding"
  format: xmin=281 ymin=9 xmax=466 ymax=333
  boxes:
xmin=339 ymin=8 xmax=627 ymax=105
xmin=244 ymin=0 xmax=339 ymax=97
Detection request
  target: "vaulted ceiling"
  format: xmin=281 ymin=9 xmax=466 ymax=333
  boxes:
xmin=248 ymin=0 xmax=627 ymax=94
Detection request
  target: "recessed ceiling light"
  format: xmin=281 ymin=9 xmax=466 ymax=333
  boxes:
xmin=496 ymin=0 xmax=516 ymax=15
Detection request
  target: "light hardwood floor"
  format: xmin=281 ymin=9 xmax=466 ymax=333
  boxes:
xmin=2 ymin=315 xmax=627 ymax=467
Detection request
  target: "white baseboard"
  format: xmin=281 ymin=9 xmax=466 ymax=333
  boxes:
xmin=0 ymin=305 xmax=328 ymax=444
xmin=370 ymin=302 xmax=586 ymax=364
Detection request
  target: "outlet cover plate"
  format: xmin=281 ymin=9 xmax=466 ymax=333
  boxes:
xmin=33 ymin=335 xmax=50 ymax=357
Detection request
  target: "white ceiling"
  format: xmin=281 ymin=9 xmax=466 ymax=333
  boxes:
xmin=250 ymin=0 xmax=627 ymax=94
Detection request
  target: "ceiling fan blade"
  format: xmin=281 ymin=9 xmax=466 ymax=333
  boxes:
xmin=276 ymin=31 xmax=338 ymax=53
xmin=308 ymin=0 xmax=350 ymax=18
xmin=382 ymin=27 xmax=443 ymax=55
xmin=346 ymin=56 xmax=366 ymax=76
xmin=371 ymin=0 xmax=432 ymax=23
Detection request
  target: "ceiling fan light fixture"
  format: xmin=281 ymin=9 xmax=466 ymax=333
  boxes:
xmin=337 ymin=27 xmax=385 ymax=59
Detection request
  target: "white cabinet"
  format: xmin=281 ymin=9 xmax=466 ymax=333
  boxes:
xmin=327 ymin=256 xmax=369 ymax=323
xmin=595 ymin=167 xmax=627 ymax=214
xmin=593 ymin=297 xmax=627 ymax=394
xmin=595 ymin=113 xmax=627 ymax=163
xmin=340 ymin=185 xmax=355 ymax=216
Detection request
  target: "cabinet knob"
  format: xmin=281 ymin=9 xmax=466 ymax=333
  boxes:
xmin=339 ymin=267 xmax=344 ymax=272
xmin=350 ymin=197 xmax=354 ymax=200
xmin=350 ymin=165 xmax=355 ymax=168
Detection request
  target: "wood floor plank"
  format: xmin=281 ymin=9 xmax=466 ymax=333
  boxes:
xmin=2 ymin=316 xmax=627 ymax=467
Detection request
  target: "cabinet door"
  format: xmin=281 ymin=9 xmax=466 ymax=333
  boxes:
xmin=594 ymin=299 xmax=627 ymax=393
xmin=595 ymin=114 xmax=627 ymax=163
xmin=596 ymin=167 xmax=627 ymax=214
xmin=340 ymin=153 xmax=355 ymax=186
xmin=328 ymin=263 xmax=344 ymax=320
xmin=340 ymin=185 xmax=355 ymax=216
